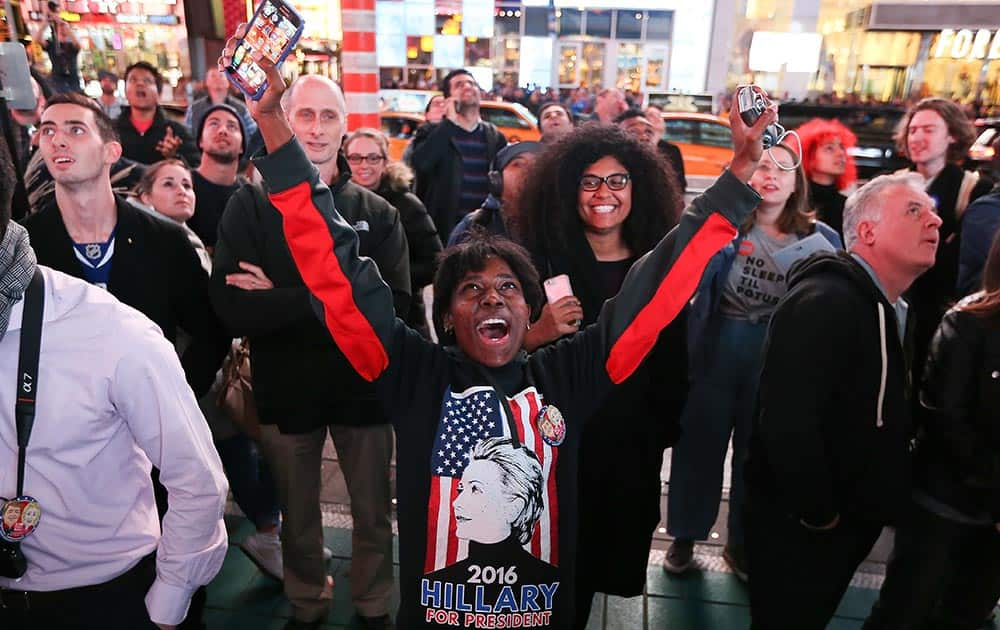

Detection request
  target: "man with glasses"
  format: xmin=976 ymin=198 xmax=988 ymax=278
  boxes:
xmin=411 ymin=69 xmax=507 ymax=237
xmin=117 ymin=62 xmax=199 ymax=167
xmin=210 ymin=74 xmax=409 ymax=630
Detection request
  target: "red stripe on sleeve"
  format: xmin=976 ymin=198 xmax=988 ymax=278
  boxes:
xmin=606 ymin=213 xmax=737 ymax=384
xmin=269 ymin=182 xmax=389 ymax=381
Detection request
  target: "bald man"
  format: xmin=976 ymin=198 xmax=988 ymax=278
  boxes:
xmin=209 ymin=74 xmax=410 ymax=629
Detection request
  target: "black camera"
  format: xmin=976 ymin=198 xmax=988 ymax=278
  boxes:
xmin=0 ymin=539 xmax=26 ymax=579
xmin=737 ymin=85 xmax=780 ymax=149
xmin=47 ymin=0 xmax=59 ymax=12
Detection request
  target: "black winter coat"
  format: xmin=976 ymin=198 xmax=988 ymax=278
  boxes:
xmin=918 ymin=300 xmax=1000 ymax=521
xmin=210 ymin=163 xmax=411 ymax=433
xmin=21 ymin=196 xmax=228 ymax=396
xmin=747 ymin=251 xmax=915 ymax=527
xmin=410 ymin=119 xmax=506 ymax=237
xmin=374 ymin=163 xmax=443 ymax=333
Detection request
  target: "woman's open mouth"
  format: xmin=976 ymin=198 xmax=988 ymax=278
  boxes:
xmin=476 ymin=318 xmax=510 ymax=344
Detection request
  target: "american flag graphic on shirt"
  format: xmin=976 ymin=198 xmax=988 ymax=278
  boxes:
xmin=424 ymin=386 xmax=560 ymax=573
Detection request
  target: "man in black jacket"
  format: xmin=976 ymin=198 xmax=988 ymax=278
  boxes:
xmin=410 ymin=69 xmax=506 ymax=237
xmin=745 ymin=172 xmax=943 ymax=629
xmin=210 ymin=74 xmax=409 ymax=630
xmin=23 ymin=92 xmax=226 ymax=397
xmin=21 ymin=90 xmax=227 ymax=630
xmin=116 ymin=61 xmax=199 ymax=167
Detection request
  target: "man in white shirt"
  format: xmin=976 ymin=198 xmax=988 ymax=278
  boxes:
xmin=0 ymin=125 xmax=228 ymax=628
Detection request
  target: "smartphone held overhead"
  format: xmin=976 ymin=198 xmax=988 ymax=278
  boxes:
xmin=226 ymin=0 xmax=304 ymax=100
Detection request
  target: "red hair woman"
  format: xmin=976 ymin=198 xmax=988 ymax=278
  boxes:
xmin=795 ymin=118 xmax=858 ymax=239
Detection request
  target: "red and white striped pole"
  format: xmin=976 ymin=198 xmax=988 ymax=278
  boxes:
xmin=341 ymin=0 xmax=379 ymax=130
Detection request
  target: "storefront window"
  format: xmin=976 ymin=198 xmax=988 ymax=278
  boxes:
xmin=645 ymin=45 xmax=668 ymax=90
xmin=615 ymin=11 xmax=642 ymax=40
xmin=436 ymin=10 xmax=461 ymax=36
xmin=558 ymin=9 xmax=581 ymax=36
xmin=646 ymin=10 xmax=673 ymax=40
xmin=407 ymin=35 xmax=433 ymax=66
xmin=617 ymin=43 xmax=642 ymax=92
xmin=585 ymin=10 xmax=611 ymax=39
xmin=580 ymin=42 xmax=605 ymax=88
xmin=853 ymin=66 xmax=908 ymax=102
xmin=466 ymin=38 xmax=491 ymax=67
xmin=923 ymin=57 xmax=984 ymax=103
xmin=559 ymin=44 xmax=579 ymax=87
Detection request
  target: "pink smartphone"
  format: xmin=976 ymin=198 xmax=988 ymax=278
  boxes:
xmin=543 ymin=274 xmax=573 ymax=303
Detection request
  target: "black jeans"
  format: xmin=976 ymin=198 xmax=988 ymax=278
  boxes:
xmin=746 ymin=495 xmax=883 ymax=630
xmin=0 ymin=553 xmax=158 ymax=629
xmin=864 ymin=500 xmax=1000 ymax=630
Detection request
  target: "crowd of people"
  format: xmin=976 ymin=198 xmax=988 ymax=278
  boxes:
xmin=0 ymin=17 xmax=999 ymax=630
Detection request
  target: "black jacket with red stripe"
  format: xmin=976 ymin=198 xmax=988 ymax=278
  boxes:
xmin=253 ymin=138 xmax=760 ymax=628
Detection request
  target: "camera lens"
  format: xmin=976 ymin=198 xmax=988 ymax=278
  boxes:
xmin=48 ymin=1 xmax=59 ymax=10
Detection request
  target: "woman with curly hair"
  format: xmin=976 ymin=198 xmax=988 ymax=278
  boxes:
xmin=520 ymin=124 xmax=687 ymax=625
xmin=664 ymin=142 xmax=842 ymax=581
xmin=795 ymin=117 xmax=858 ymax=238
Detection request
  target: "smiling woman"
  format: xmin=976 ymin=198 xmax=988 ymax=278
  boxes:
xmin=253 ymin=133 xmax=758 ymax=628
xmin=518 ymin=124 xmax=689 ymax=618
xmin=229 ymin=44 xmax=770 ymax=626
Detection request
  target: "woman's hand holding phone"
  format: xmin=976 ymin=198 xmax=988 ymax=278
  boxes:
xmin=524 ymin=296 xmax=584 ymax=351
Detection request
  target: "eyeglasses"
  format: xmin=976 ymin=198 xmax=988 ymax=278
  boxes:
xmin=346 ymin=153 xmax=385 ymax=165
xmin=579 ymin=173 xmax=630 ymax=191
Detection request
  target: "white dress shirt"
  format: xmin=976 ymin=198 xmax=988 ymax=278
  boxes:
xmin=0 ymin=266 xmax=229 ymax=625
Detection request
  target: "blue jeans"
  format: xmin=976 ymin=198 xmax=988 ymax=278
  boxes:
xmin=668 ymin=316 xmax=768 ymax=547
xmin=215 ymin=433 xmax=280 ymax=530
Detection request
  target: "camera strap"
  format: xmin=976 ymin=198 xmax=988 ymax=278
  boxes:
xmin=14 ymin=269 xmax=44 ymax=497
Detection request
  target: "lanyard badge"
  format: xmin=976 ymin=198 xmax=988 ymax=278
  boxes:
xmin=0 ymin=497 xmax=42 ymax=543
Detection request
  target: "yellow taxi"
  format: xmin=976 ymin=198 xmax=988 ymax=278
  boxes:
xmin=480 ymin=101 xmax=541 ymax=143
xmin=380 ymin=111 xmax=425 ymax=161
xmin=660 ymin=113 xmax=733 ymax=178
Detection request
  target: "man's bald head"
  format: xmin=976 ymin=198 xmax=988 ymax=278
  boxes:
xmin=280 ymin=74 xmax=347 ymax=118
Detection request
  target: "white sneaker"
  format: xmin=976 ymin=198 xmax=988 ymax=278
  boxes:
xmin=239 ymin=531 xmax=284 ymax=580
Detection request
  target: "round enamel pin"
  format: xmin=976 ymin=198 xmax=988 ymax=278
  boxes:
xmin=536 ymin=405 xmax=567 ymax=446
xmin=0 ymin=496 xmax=42 ymax=543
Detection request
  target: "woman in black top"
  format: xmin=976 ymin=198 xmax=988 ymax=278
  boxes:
xmin=795 ymin=117 xmax=858 ymax=238
xmin=344 ymin=128 xmax=443 ymax=336
xmin=519 ymin=125 xmax=686 ymax=625
xmin=224 ymin=39 xmax=775 ymax=626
